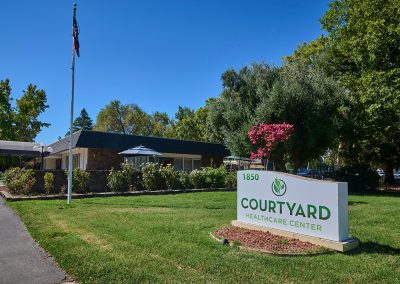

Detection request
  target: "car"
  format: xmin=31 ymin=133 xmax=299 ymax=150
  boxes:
xmin=394 ymin=171 xmax=400 ymax=181
xmin=376 ymin=169 xmax=385 ymax=177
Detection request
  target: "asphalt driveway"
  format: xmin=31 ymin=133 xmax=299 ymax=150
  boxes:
xmin=0 ymin=197 xmax=69 ymax=284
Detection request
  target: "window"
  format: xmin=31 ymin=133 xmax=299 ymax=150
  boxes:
xmin=173 ymin=158 xmax=183 ymax=171
xmin=183 ymin=158 xmax=192 ymax=172
xmin=193 ymin=159 xmax=202 ymax=170
xmin=65 ymin=154 xmax=81 ymax=169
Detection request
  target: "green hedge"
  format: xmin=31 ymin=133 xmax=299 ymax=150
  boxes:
xmin=3 ymin=165 xmax=237 ymax=196
xmin=141 ymin=163 xmax=236 ymax=191
xmin=3 ymin=167 xmax=37 ymax=195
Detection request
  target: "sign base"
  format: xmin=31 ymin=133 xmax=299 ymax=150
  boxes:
xmin=232 ymin=220 xmax=358 ymax=252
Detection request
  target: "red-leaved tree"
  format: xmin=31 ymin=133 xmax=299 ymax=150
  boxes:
xmin=248 ymin=123 xmax=294 ymax=161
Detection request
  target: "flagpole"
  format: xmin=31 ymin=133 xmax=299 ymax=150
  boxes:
xmin=67 ymin=2 xmax=77 ymax=204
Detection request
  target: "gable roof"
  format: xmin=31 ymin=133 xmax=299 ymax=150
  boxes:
xmin=49 ymin=131 xmax=230 ymax=157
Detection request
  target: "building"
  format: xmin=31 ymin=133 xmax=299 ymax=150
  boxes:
xmin=0 ymin=140 xmax=42 ymax=171
xmin=44 ymin=130 xmax=230 ymax=171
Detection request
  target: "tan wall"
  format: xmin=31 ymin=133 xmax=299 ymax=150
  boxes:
xmin=86 ymin=148 xmax=124 ymax=170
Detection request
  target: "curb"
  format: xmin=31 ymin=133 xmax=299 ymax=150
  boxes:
xmin=0 ymin=188 xmax=236 ymax=202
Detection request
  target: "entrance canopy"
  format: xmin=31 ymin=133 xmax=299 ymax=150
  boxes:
xmin=0 ymin=140 xmax=41 ymax=158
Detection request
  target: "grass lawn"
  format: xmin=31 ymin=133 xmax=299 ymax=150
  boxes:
xmin=9 ymin=192 xmax=400 ymax=283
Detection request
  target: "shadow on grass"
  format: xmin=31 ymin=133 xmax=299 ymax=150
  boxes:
xmin=349 ymin=191 xmax=400 ymax=198
xmin=348 ymin=201 xmax=367 ymax=206
xmin=346 ymin=241 xmax=400 ymax=256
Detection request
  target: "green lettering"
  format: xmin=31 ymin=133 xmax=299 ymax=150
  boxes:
xmin=307 ymin=204 xmax=317 ymax=219
xmin=277 ymin=201 xmax=285 ymax=214
xmin=286 ymin=202 xmax=297 ymax=215
xmin=295 ymin=204 xmax=306 ymax=217
xmin=319 ymin=206 xmax=331 ymax=220
xmin=241 ymin=198 xmax=249 ymax=209
xmin=259 ymin=200 xmax=267 ymax=211
xmin=268 ymin=200 xmax=276 ymax=213
xmin=249 ymin=199 xmax=258 ymax=210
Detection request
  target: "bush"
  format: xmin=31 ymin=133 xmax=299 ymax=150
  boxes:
xmin=160 ymin=165 xmax=181 ymax=190
xmin=3 ymin=167 xmax=36 ymax=195
xmin=107 ymin=168 xmax=126 ymax=192
xmin=189 ymin=169 xmax=208 ymax=188
xmin=121 ymin=163 xmax=143 ymax=191
xmin=333 ymin=166 xmax=379 ymax=192
xmin=225 ymin=171 xmax=237 ymax=189
xmin=66 ymin=168 xmax=91 ymax=194
xmin=203 ymin=166 xmax=226 ymax=188
xmin=141 ymin=163 xmax=166 ymax=191
xmin=44 ymin=172 xmax=55 ymax=194
xmin=179 ymin=172 xmax=193 ymax=189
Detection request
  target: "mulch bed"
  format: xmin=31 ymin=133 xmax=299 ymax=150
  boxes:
xmin=214 ymin=226 xmax=328 ymax=255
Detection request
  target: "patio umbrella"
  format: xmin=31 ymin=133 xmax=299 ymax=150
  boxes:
xmin=119 ymin=145 xmax=161 ymax=157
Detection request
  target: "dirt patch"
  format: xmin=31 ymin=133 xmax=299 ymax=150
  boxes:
xmin=50 ymin=218 xmax=112 ymax=251
xmin=214 ymin=226 xmax=328 ymax=255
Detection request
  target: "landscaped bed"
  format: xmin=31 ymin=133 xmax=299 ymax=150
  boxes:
xmin=213 ymin=226 xmax=328 ymax=255
xmin=8 ymin=191 xmax=400 ymax=283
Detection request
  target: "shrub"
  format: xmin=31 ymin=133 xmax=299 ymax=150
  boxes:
xmin=44 ymin=172 xmax=55 ymax=194
xmin=3 ymin=167 xmax=36 ymax=195
xmin=203 ymin=166 xmax=226 ymax=188
xmin=121 ymin=163 xmax=143 ymax=191
xmin=225 ymin=171 xmax=237 ymax=189
xmin=333 ymin=166 xmax=379 ymax=192
xmin=189 ymin=169 xmax=208 ymax=189
xmin=65 ymin=168 xmax=91 ymax=194
xmin=3 ymin=167 xmax=20 ymax=187
xmin=141 ymin=163 xmax=166 ymax=191
xmin=107 ymin=168 xmax=126 ymax=192
xmin=179 ymin=172 xmax=193 ymax=189
xmin=160 ymin=165 xmax=181 ymax=190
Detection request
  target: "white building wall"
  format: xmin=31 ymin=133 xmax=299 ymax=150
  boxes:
xmin=46 ymin=148 xmax=88 ymax=170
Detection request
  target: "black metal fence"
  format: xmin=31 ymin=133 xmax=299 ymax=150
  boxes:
xmin=377 ymin=177 xmax=400 ymax=192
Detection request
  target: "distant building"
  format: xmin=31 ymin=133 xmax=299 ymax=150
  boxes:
xmin=44 ymin=131 xmax=230 ymax=171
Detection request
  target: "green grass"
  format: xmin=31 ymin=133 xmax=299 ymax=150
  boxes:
xmin=9 ymin=192 xmax=400 ymax=283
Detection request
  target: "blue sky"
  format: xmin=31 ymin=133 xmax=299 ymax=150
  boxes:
xmin=1 ymin=0 xmax=330 ymax=143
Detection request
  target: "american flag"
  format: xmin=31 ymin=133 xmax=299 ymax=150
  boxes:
xmin=73 ymin=5 xmax=80 ymax=57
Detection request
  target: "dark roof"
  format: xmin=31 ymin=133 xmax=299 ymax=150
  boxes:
xmin=49 ymin=131 xmax=230 ymax=157
xmin=0 ymin=140 xmax=41 ymax=157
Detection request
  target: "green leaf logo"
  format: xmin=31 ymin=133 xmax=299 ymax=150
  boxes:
xmin=271 ymin=178 xmax=287 ymax=196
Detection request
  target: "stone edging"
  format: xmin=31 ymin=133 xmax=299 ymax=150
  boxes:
xmin=0 ymin=188 xmax=236 ymax=202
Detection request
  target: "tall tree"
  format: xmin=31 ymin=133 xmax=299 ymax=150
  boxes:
xmin=94 ymin=100 xmax=164 ymax=136
xmin=165 ymin=105 xmax=218 ymax=142
xmin=65 ymin=108 xmax=93 ymax=136
xmin=208 ymin=64 xmax=280 ymax=156
xmin=151 ymin=111 xmax=171 ymax=137
xmin=261 ymin=62 xmax=345 ymax=171
xmin=208 ymin=63 xmax=344 ymax=172
xmin=0 ymin=79 xmax=49 ymax=141
xmin=289 ymin=0 xmax=400 ymax=181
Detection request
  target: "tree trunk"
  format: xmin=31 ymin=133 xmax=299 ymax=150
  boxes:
xmin=273 ymin=155 xmax=286 ymax=172
xmin=384 ymin=163 xmax=395 ymax=184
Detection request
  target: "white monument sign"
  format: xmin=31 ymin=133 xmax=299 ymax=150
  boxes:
xmin=236 ymin=170 xmax=350 ymax=242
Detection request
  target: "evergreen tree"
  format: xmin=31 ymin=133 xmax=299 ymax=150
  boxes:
xmin=65 ymin=108 xmax=93 ymax=136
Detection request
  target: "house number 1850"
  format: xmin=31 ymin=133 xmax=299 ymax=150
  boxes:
xmin=242 ymin=173 xmax=259 ymax=180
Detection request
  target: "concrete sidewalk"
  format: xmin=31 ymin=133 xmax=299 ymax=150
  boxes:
xmin=0 ymin=197 xmax=69 ymax=284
